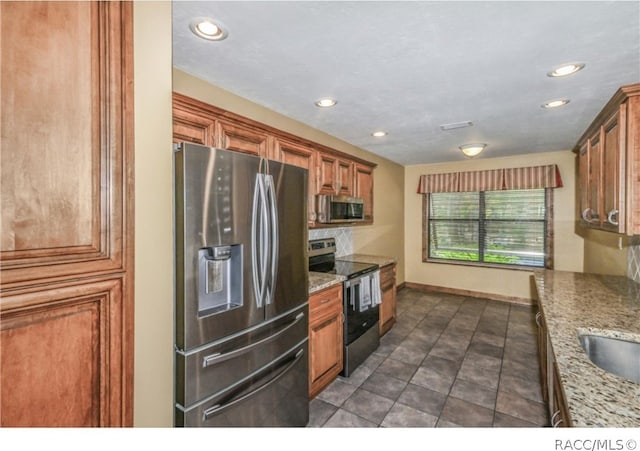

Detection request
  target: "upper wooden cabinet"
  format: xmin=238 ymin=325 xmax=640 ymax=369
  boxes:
xmin=576 ymin=83 xmax=640 ymax=235
xmin=172 ymin=93 xmax=377 ymax=227
xmin=0 ymin=1 xmax=133 ymax=426
xmin=271 ymin=137 xmax=317 ymax=223
xmin=317 ymin=152 xmax=354 ymax=196
xmin=354 ymin=163 xmax=374 ymax=223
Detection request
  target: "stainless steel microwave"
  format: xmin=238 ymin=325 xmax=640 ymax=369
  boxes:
xmin=316 ymin=194 xmax=365 ymax=223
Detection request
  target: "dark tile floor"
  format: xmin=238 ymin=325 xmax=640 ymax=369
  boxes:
xmin=308 ymin=288 xmax=550 ymax=427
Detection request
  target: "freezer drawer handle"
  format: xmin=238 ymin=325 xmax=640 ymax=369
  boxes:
xmin=203 ymin=348 xmax=305 ymax=421
xmin=202 ymin=312 xmax=305 ymax=368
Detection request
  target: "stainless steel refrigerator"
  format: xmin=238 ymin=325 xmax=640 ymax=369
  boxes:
xmin=173 ymin=142 xmax=309 ymax=427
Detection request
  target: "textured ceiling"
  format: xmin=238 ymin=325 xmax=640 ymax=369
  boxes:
xmin=172 ymin=1 xmax=640 ymax=166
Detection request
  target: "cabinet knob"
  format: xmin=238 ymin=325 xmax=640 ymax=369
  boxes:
xmin=607 ymin=209 xmax=619 ymax=226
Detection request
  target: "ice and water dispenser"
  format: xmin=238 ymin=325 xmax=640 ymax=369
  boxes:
xmin=197 ymin=245 xmax=243 ymax=316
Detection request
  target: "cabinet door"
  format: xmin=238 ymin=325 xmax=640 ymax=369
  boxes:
xmin=337 ymin=159 xmax=354 ymax=196
xmin=1 ymin=1 xmax=133 ymax=288
xmin=272 ymin=138 xmax=317 ymax=223
xmin=308 ymin=285 xmax=343 ymax=399
xmin=602 ymin=109 xmax=625 ymax=233
xmin=217 ymin=119 xmax=270 ymax=157
xmin=587 ymin=131 xmax=603 ymax=226
xmin=578 ymin=142 xmax=590 ymax=226
xmin=0 ymin=2 xmax=133 ymax=426
xmin=317 ymin=153 xmax=338 ymax=195
xmin=378 ymin=264 xmax=396 ymax=336
xmin=1 ymin=279 xmax=127 ymax=426
xmin=173 ymin=106 xmax=216 ymax=146
xmin=354 ymin=163 xmax=375 ymax=222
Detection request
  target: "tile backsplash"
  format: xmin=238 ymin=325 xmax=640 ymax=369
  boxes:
xmin=628 ymin=244 xmax=640 ymax=283
xmin=309 ymin=227 xmax=353 ymax=257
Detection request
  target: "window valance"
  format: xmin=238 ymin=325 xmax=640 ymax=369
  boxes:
xmin=416 ymin=164 xmax=563 ymax=194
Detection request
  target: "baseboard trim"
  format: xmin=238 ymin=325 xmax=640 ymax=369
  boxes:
xmin=403 ymin=282 xmax=533 ymax=306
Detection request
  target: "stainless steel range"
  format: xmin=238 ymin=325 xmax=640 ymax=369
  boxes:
xmin=308 ymin=238 xmax=381 ymax=376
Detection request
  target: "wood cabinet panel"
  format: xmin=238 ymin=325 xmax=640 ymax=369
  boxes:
xmin=0 ymin=1 xmax=133 ymax=426
xmin=0 ymin=1 xmax=133 ymax=288
xmin=317 ymin=153 xmax=338 ymax=195
xmin=217 ymin=120 xmax=269 ymax=156
xmin=337 ymin=159 xmax=354 ymax=196
xmin=308 ymin=284 xmax=343 ymax=399
xmin=354 ymin=163 xmax=374 ymax=223
xmin=378 ymin=263 xmax=396 ymax=336
xmin=1 ymin=278 xmax=126 ymax=427
xmin=271 ymin=138 xmax=316 ymax=223
xmin=173 ymin=106 xmax=215 ymax=146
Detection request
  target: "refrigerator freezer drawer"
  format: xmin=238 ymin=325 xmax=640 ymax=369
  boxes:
xmin=175 ymin=304 xmax=308 ymax=407
xmin=176 ymin=340 xmax=309 ymax=427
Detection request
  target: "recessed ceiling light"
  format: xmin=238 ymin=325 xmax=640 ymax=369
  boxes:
xmin=315 ymin=98 xmax=337 ymax=108
xmin=459 ymin=143 xmax=486 ymax=158
xmin=190 ymin=18 xmax=228 ymax=41
xmin=372 ymin=131 xmax=387 ymax=137
xmin=547 ymin=63 xmax=585 ymax=78
xmin=542 ymin=99 xmax=570 ymax=109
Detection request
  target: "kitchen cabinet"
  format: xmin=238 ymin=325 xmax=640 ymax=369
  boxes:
xmin=379 ymin=263 xmax=397 ymax=336
xmin=0 ymin=1 xmax=133 ymax=426
xmin=172 ymin=93 xmax=377 ymax=227
xmin=354 ymin=163 xmax=374 ymax=223
xmin=317 ymin=152 xmax=354 ymax=196
xmin=308 ymin=284 xmax=343 ymax=399
xmin=271 ymin=137 xmax=317 ymax=223
xmin=576 ymin=83 xmax=640 ymax=234
xmin=535 ymin=306 xmax=571 ymax=427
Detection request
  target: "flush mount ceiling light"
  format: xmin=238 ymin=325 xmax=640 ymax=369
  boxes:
xmin=314 ymin=98 xmax=337 ymax=108
xmin=459 ymin=143 xmax=486 ymax=158
xmin=542 ymin=99 xmax=570 ymax=109
xmin=189 ymin=18 xmax=228 ymax=41
xmin=547 ymin=63 xmax=585 ymax=78
xmin=372 ymin=131 xmax=387 ymax=137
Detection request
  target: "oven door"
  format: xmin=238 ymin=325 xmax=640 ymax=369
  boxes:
xmin=343 ymin=274 xmax=379 ymax=345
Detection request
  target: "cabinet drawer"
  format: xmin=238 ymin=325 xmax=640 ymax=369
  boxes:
xmin=309 ymin=284 xmax=342 ymax=317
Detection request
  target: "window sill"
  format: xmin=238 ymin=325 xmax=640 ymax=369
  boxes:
xmin=423 ymin=257 xmax=546 ymax=272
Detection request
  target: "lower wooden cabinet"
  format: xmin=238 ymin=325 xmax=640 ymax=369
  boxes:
xmin=379 ymin=263 xmax=397 ymax=336
xmin=0 ymin=278 xmax=130 ymax=426
xmin=536 ymin=306 xmax=571 ymax=427
xmin=308 ymin=284 xmax=343 ymax=399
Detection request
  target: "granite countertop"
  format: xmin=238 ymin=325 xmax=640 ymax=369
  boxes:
xmin=337 ymin=253 xmax=397 ymax=268
xmin=533 ymin=269 xmax=640 ymax=427
xmin=309 ymin=271 xmax=346 ymax=294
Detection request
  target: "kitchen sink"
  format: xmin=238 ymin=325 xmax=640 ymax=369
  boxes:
xmin=578 ymin=333 xmax=640 ymax=383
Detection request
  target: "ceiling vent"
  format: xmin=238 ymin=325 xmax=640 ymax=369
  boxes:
xmin=440 ymin=121 xmax=473 ymax=131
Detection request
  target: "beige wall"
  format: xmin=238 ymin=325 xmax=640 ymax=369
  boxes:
xmin=404 ymin=150 xmax=584 ymax=301
xmin=173 ymin=69 xmax=406 ymax=283
xmin=133 ymin=2 xmax=174 ymax=427
xmin=582 ymin=228 xmax=628 ymax=275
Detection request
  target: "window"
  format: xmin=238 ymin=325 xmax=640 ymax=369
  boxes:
xmin=425 ymin=189 xmax=550 ymax=268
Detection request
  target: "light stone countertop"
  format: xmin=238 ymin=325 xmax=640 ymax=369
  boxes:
xmin=309 ymin=271 xmax=346 ymax=294
xmin=337 ymin=253 xmax=397 ymax=268
xmin=533 ymin=269 xmax=640 ymax=427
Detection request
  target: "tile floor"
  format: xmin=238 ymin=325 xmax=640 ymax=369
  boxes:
xmin=308 ymin=288 xmax=550 ymax=427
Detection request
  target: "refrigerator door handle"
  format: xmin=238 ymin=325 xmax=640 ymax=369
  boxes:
xmin=264 ymin=174 xmax=279 ymax=305
xmin=202 ymin=348 xmax=305 ymax=421
xmin=251 ymin=173 xmax=269 ymax=308
xmin=201 ymin=312 xmax=305 ymax=368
